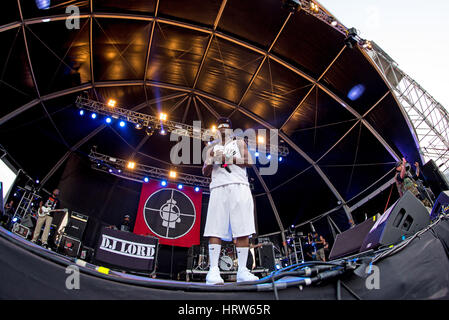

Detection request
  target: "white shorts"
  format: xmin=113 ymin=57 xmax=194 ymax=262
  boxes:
xmin=204 ymin=183 xmax=255 ymax=241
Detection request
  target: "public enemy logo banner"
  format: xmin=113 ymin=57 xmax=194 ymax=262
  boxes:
xmin=134 ymin=180 xmax=202 ymax=247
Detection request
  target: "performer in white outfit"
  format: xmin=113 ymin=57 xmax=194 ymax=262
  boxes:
xmin=202 ymin=117 xmax=259 ymax=284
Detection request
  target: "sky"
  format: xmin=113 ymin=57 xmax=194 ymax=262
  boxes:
xmin=318 ymin=0 xmax=449 ymax=111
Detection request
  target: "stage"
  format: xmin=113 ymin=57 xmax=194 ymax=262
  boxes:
xmin=1 ymin=215 xmax=449 ymax=300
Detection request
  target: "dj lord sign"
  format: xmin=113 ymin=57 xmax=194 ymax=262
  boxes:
xmin=133 ymin=180 xmax=202 ymax=247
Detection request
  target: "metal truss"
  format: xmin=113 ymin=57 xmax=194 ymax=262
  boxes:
xmin=365 ymin=45 xmax=449 ymax=174
xmin=89 ymin=149 xmax=211 ymax=188
xmin=75 ymin=96 xmax=290 ymax=157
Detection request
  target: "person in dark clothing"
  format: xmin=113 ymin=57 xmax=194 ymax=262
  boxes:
xmin=120 ymin=215 xmax=131 ymax=232
xmin=308 ymin=232 xmax=327 ymax=262
xmin=395 ymin=158 xmax=432 ymax=207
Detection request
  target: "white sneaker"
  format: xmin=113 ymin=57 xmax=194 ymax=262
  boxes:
xmin=206 ymin=266 xmax=224 ymax=285
xmin=237 ymin=268 xmax=259 ymax=283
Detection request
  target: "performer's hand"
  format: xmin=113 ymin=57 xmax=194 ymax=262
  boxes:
xmin=415 ymin=161 xmax=419 ymax=168
xmin=402 ymin=157 xmax=407 ymax=164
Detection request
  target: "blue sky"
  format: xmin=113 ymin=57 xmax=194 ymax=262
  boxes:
xmin=318 ymin=0 xmax=449 ymax=110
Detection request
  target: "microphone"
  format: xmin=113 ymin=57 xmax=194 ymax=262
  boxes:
xmin=221 ymin=164 xmax=231 ymax=173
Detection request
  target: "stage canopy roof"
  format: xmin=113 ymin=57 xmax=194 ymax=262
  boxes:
xmin=0 ymin=0 xmax=421 ymax=235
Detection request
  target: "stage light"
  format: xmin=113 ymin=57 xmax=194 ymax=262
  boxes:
xmin=159 ymin=112 xmax=168 ymax=121
xmin=36 ymin=180 xmax=40 ymax=184
xmin=135 ymin=123 xmax=143 ymax=130
xmin=310 ymin=2 xmax=319 ymax=13
xmin=275 ymin=264 xmax=281 ymax=270
xmin=118 ymin=169 xmax=122 ymax=173
xmin=211 ymin=125 xmax=217 ymax=133
xmin=177 ymin=184 xmax=183 ymax=190
xmin=108 ymin=169 xmax=113 ymax=173
xmin=35 ymin=0 xmax=50 ymax=10
xmin=362 ymin=40 xmax=373 ymax=50
xmin=145 ymin=126 xmax=155 ymax=137
xmin=105 ymin=117 xmax=112 ymax=124
xmin=331 ymin=19 xmax=338 ymax=27
xmin=119 ymin=121 xmax=126 ymax=127
xmin=12 ymin=217 xmax=18 ymax=223
xmin=79 ymin=110 xmax=84 ymax=116
xmin=160 ymin=128 xmax=166 ymax=135
xmin=107 ymin=99 xmax=117 ymax=108
xmin=347 ymin=84 xmax=366 ymax=101
xmin=161 ymin=180 xmax=167 ymax=187
xmin=255 ymin=152 xmax=259 ymax=157
xmin=267 ymin=154 xmax=272 ymax=160
xmin=257 ymin=136 xmax=265 ymax=144
xmin=344 ymin=28 xmax=359 ymax=49
xmin=194 ymin=186 xmax=200 ymax=192
xmin=169 ymin=170 xmax=177 ymax=178
xmin=91 ymin=113 xmax=97 ymax=119
xmin=144 ymin=177 xmax=149 ymax=183
xmin=127 ymin=161 xmax=136 ymax=169
xmin=279 ymin=156 xmax=283 ymax=162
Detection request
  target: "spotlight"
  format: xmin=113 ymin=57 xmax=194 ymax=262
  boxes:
xmin=79 ymin=110 xmax=84 ymax=116
xmin=362 ymin=40 xmax=373 ymax=50
xmin=331 ymin=19 xmax=338 ymax=27
xmin=135 ymin=123 xmax=143 ymax=130
xmin=35 ymin=180 xmax=40 ymax=184
xmin=12 ymin=217 xmax=18 ymax=223
xmin=169 ymin=170 xmax=177 ymax=178
xmin=310 ymin=2 xmax=319 ymax=13
xmin=159 ymin=112 xmax=168 ymax=121
xmin=279 ymin=156 xmax=283 ymax=162
xmin=108 ymin=169 xmax=113 ymax=173
xmin=127 ymin=161 xmax=136 ymax=169
xmin=160 ymin=128 xmax=166 ymax=135
xmin=107 ymin=99 xmax=117 ymax=108
xmin=105 ymin=117 xmax=112 ymax=124
xmin=143 ymin=177 xmax=149 ymax=183
xmin=257 ymin=136 xmax=265 ymax=144
xmin=91 ymin=113 xmax=97 ymax=119
xmin=344 ymin=28 xmax=359 ymax=49
xmin=161 ymin=180 xmax=167 ymax=187
xmin=35 ymin=0 xmax=51 ymax=10
xmin=177 ymin=184 xmax=183 ymax=190
xmin=145 ymin=126 xmax=155 ymax=136
xmin=255 ymin=152 xmax=259 ymax=157
xmin=267 ymin=154 xmax=272 ymax=160
xmin=118 ymin=169 xmax=122 ymax=173
xmin=194 ymin=186 xmax=200 ymax=192
xmin=119 ymin=121 xmax=126 ymax=127
xmin=211 ymin=125 xmax=217 ymax=133
xmin=347 ymin=84 xmax=366 ymax=101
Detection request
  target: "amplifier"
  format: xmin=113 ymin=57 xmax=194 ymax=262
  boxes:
xmin=65 ymin=212 xmax=88 ymax=240
xmin=12 ymin=223 xmax=31 ymax=239
xmin=80 ymin=246 xmax=95 ymax=263
xmin=59 ymin=234 xmax=82 ymax=258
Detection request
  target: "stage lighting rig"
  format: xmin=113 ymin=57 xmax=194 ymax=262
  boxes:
xmin=75 ymin=95 xmax=289 ymax=157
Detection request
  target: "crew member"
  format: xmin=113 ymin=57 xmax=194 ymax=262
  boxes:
xmin=202 ymin=117 xmax=259 ymax=284
xmin=120 ymin=215 xmax=132 ymax=232
xmin=31 ymin=189 xmax=60 ymax=249
xmin=394 ymin=158 xmax=432 ymax=207
xmin=308 ymin=232 xmax=327 ymax=262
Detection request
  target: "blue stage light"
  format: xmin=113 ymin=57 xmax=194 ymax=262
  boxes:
xmin=255 ymin=152 xmax=259 ymax=157
xmin=35 ymin=0 xmax=51 ymax=10
xmin=161 ymin=180 xmax=167 ymax=187
xmin=119 ymin=121 xmax=126 ymax=127
xmin=177 ymin=184 xmax=183 ymax=190
xmin=347 ymin=84 xmax=366 ymax=101
xmin=12 ymin=217 xmax=18 ymax=223
xmin=144 ymin=177 xmax=149 ymax=183
xmin=279 ymin=156 xmax=283 ymax=162
xmin=267 ymin=154 xmax=272 ymax=160
xmin=194 ymin=186 xmax=200 ymax=192
xmin=105 ymin=117 xmax=112 ymax=124
xmin=35 ymin=180 xmax=40 ymax=184
xmin=91 ymin=113 xmax=97 ymax=119
xmin=79 ymin=110 xmax=84 ymax=116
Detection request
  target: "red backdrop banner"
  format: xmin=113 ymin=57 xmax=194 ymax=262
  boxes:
xmin=133 ymin=180 xmax=202 ymax=247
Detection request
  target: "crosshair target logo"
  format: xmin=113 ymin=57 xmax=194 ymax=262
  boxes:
xmin=143 ymin=188 xmax=196 ymax=239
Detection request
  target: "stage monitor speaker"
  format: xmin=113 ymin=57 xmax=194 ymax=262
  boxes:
xmin=258 ymin=243 xmax=276 ymax=271
xmin=65 ymin=212 xmax=88 ymax=240
xmin=21 ymin=214 xmax=35 ymax=228
xmin=329 ymin=215 xmax=378 ymax=260
xmin=430 ymin=191 xmax=449 ymax=221
xmin=59 ymin=234 xmax=81 ymax=258
xmin=360 ymin=191 xmax=430 ymax=252
xmin=422 ymin=160 xmax=449 ymax=198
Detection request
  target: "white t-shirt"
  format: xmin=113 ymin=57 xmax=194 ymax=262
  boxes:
xmin=209 ymin=139 xmax=249 ymax=190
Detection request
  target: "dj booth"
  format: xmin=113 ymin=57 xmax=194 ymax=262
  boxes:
xmin=94 ymin=227 xmax=159 ymax=275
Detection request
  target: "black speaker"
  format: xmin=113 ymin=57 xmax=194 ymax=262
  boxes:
xmin=258 ymin=243 xmax=275 ymax=271
xmin=422 ymin=160 xmax=449 ymax=198
xmin=360 ymin=191 xmax=430 ymax=252
xmin=59 ymin=234 xmax=82 ymax=258
xmin=329 ymin=215 xmax=378 ymax=260
xmin=65 ymin=212 xmax=88 ymax=240
xmin=430 ymin=191 xmax=449 ymax=221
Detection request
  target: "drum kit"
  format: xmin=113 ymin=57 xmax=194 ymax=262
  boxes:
xmin=194 ymin=244 xmax=238 ymax=271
